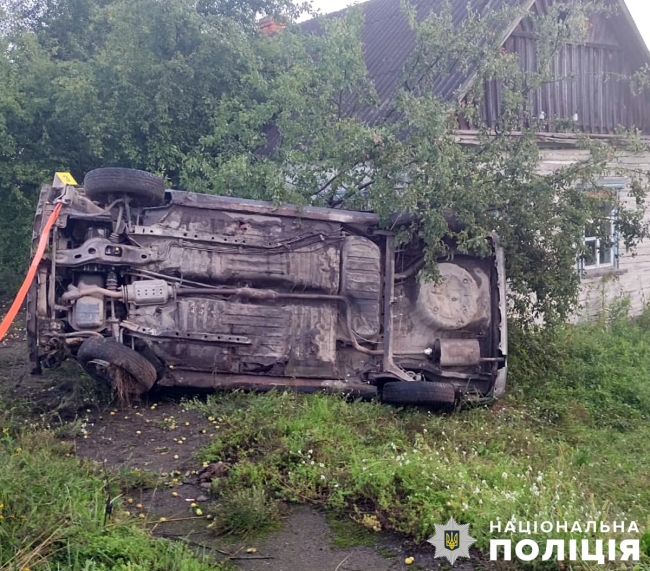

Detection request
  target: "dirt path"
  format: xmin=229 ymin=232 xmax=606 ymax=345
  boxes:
xmin=71 ymin=396 xmax=435 ymax=571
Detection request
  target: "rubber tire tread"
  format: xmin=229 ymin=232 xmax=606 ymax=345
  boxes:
xmin=381 ymin=381 xmax=456 ymax=405
xmin=77 ymin=337 xmax=157 ymax=391
xmin=84 ymin=167 xmax=165 ymax=207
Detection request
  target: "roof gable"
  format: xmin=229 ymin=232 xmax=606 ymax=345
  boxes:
xmin=303 ymin=0 xmax=528 ymax=104
xmin=301 ymin=0 xmax=650 ymax=127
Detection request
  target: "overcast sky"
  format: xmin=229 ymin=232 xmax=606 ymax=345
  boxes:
xmin=309 ymin=0 xmax=650 ymax=49
xmin=619 ymin=0 xmax=650 ymax=47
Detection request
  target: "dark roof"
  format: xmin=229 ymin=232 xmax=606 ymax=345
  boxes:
xmin=301 ymin=0 xmax=530 ymax=124
xmin=299 ymin=0 xmax=650 ymax=125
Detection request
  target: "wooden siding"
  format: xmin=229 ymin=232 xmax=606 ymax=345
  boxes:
xmin=537 ymin=149 xmax=650 ymax=318
xmin=478 ymin=1 xmax=650 ymax=134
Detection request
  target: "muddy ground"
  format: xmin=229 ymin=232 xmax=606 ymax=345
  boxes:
xmin=0 ymin=315 xmax=486 ymax=571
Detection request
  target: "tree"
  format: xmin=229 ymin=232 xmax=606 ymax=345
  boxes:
xmin=181 ymin=0 xmax=650 ymax=324
xmin=0 ymin=0 xmax=299 ymax=294
xmin=0 ymin=0 xmax=648 ymax=324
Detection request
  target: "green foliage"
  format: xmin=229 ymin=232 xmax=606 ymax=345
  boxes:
xmin=183 ymin=0 xmax=650 ymax=324
xmin=509 ymin=313 xmax=650 ymax=430
xmin=187 ymin=311 xmax=650 ymax=558
xmin=208 ymin=485 xmax=283 ymax=537
xmin=642 ymin=529 xmax=650 ymax=557
xmin=0 ymin=0 xmax=302 ymax=295
xmin=0 ymin=429 xmax=228 ymax=570
xmin=0 ymin=0 xmax=649 ymax=321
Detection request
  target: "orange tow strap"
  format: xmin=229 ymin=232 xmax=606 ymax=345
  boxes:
xmin=0 ymin=202 xmax=63 ymax=341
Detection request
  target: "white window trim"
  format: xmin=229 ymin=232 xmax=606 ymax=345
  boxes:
xmin=583 ymin=219 xmax=615 ymax=270
xmin=578 ymin=182 xmax=624 ymax=276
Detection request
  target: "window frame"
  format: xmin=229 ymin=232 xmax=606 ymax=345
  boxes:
xmin=578 ymin=182 xmax=624 ymax=277
xmin=582 ymin=209 xmax=617 ymax=270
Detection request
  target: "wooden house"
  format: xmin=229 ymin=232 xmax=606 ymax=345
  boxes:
xmin=310 ymin=0 xmax=650 ymax=317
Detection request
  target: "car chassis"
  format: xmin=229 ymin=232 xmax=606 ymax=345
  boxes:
xmin=27 ymin=168 xmax=507 ymax=405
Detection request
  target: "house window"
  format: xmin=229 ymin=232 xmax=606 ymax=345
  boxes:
xmin=579 ymin=181 xmax=624 ymax=274
xmin=583 ymin=208 xmax=616 ymax=269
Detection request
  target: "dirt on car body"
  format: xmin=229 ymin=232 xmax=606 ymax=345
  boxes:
xmin=28 ymin=168 xmax=508 ymax=406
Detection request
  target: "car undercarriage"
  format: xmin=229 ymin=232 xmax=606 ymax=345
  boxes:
xmin=27 ymin=168 xmax=507 ymax=405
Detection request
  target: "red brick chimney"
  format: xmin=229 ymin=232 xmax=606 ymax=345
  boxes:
xmin=258 ymin=15 xmax=286 ymax=36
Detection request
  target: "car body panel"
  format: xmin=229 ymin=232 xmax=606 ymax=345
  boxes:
xmin=27 ymin=177 xmax=507 ymax=402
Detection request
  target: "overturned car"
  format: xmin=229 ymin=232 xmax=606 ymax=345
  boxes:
xmin=27 ymin=168 xmax=507 ymax=404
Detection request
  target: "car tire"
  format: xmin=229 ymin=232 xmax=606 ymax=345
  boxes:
xmin=77 ymin=336 xmax=157 ymax=394
xmin=381 ymin=381 xmax=456 ymax=405
xmin=84 ymin=167 xmax=165 ymax=207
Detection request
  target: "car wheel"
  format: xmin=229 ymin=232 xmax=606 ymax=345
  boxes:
xmin=381 ymin=381 xmax=456 ymax=405
xmin=84 ymin=167 xmax=165 ymax=207
xmin=77 ymin=337 xmax=157 ymax=396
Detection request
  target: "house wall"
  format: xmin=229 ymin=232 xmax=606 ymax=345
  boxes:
xmin=476 ymin=1 xmax=650 ymax=134
xmin=538 ymin=148 xmax=650 ymax=318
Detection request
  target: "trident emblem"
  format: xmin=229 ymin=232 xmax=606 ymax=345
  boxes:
xmin=445 ymin=530 xmax=460 ymax=551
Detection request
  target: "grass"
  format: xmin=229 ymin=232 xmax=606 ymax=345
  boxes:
xmin=0 ymin=340 xmax=222 ymax=570
xmin=2 ymin=306 xmax=650 ymax=568
xmin=326 ymin=513 xmax=380 ymax=548
xmin=207 ymin=486 xmax=283 ymax=537
xmin=0 ymin=412 xmax=229 ymax=571
xmin=185 ymin=310 xmax=650 ymax=567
